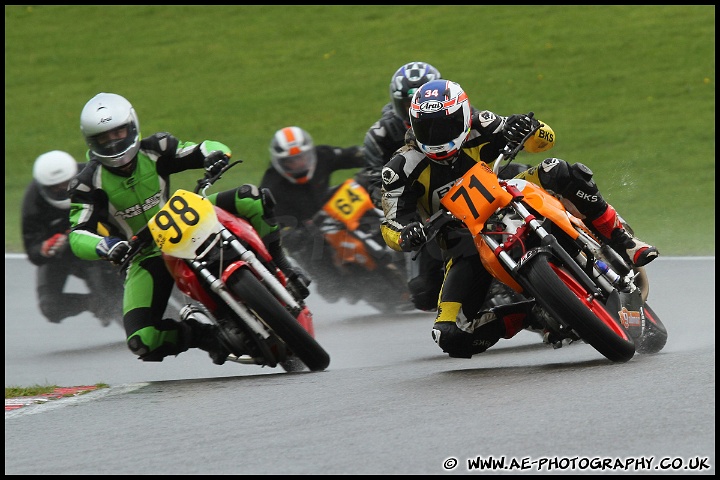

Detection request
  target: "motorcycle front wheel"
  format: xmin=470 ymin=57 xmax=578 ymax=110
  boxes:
xmin=523 ymin=253 xmax=636 ymax=363
xmin=225 ymin=268 xmax=330 ymax=372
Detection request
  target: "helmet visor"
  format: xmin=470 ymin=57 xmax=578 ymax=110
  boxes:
xmin=277 ymin=150 xmax=317 ymax=179
xmin=41 ymin=181 xmax=70 ymax=202
xmin=87 ymin=123 xmax=138 ymax=158
xmin=392 ymin=91 xmax=418 ymax=124
xmin=412 ymin=108 xmax=466 ymax=147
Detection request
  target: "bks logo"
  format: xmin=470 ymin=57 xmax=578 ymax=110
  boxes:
xmin=435 ymin=183 xmax=454 ymax=201
xmin=574 ymin=190 xmax=598 ymax=202
xmin=538 ymin=129 xmax=554 ymax=143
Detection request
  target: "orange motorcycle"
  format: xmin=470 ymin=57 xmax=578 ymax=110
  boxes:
xmin=422 ymin=124 xmax=667 ymax=362
xmin=285 ymin=177 xmax=412 ymax=312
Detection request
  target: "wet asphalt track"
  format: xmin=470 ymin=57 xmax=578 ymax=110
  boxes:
xmin=4 ymin=256 xmax=715 ymax=475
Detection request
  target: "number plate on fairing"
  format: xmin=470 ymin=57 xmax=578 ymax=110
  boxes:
xmin=322 ymin=179 xmax=375 ymax=231
xmin=148 ymin=189 xmax=223 ymax=259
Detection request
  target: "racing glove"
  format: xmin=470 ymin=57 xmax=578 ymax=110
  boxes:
xmin=398 ymin=221 xmax=427 ymax=252
xmin=502 ymin=113 xmax=539 ymax=149
xmin=203 ymin=150 xmax=230 ymax=176
xmin=96 ymin=237 xmax=130 ymax=265
xmin=40 ymin=232 xmax=68 ymax=258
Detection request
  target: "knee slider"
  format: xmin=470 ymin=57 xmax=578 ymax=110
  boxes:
xmin=541 ymin=158 xmax=598 ymax=204
xmin=562 ymin=162 xmax=597 ymax=194
xmin=260 ymin=187 xmax=276 ymax=212
xmin=431 ymin=322 xmax=478 ymax=358
xmin=236 ymin=184 xmax=274 ymax=225
xmin=126 ymin=319 xmax=190 ymax=362
xmin=564 ymin=162 xmax=605 ymax=217
xmin=221 ymin=183 xmax=262 ymax=213
xmin=127 ymin=334 xmax=153 ymax=359
xmin=570 ymin=162 xmax=594 ymax=182
xmin=260 ymin=187 xmax=278 ymax=226
xmin=237 ymin=183 xmax=261 ymax=200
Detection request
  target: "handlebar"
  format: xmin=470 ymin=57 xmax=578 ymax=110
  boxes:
xmin=413 ymin=116 xmax=543 ymax=258
xmin=117 ymin=159 xmax=244 ymax=273
xmin=412 ymin=209 xmax=464 ymax=260
xmin=194 ymin=159 xmax=244 ymax=195
xmin=492 ymin=112 xmax=544 ymax=176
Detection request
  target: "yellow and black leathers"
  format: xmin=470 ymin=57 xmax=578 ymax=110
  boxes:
xmin=381 ymin=109 xmax=618 ymax=358
xmin=381 ymin=109 xmax=556 ymax=251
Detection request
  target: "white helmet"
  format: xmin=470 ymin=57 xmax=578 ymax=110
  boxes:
xmin=80 ymin=92 xmax=141 ymax=168
xmin=269 ymin=126 xmax=317 ymax=184
xmin=32 ymin=150 xmax=78 ymax=209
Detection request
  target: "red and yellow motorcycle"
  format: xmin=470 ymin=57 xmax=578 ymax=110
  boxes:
xmin=122 ymin=162 xmax=330 ymax=372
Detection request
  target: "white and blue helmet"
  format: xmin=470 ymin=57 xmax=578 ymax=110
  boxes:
xmin=409 ymin=80 xmax=472 ymax=163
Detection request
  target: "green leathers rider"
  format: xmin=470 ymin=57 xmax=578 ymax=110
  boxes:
xmin=69 ymin=93 xmax=308 ymax=365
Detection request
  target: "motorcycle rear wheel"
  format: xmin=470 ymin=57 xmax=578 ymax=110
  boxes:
xmin=634 ymin=302 xmax=668 ymax=354
xmin=524 ymin=253 xmax=636 ymax=363
xmin=226 ymin=268 xmax=330 ymax=372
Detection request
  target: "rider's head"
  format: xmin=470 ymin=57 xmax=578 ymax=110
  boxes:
xmin=80 ymin=92 xmax=140 ymax=169
xmin=32 ymin=150 xmax=78 ymax=209
xmin=269 ymin=126 xmax=317 ymax=184
xmin=389 ymin=61 xmax=442 ymax=128
xmin=409 ymin=79 xmax=471 ymax=164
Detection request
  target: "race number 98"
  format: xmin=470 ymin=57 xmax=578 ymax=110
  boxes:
xmin=154 ymin=195 xmax=200 ymax=244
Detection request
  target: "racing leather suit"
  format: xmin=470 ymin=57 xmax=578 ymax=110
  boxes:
xmin=22 ymin=163 xmax=123 ymax=325
xmin=380 ymin=109 xmax=584 ymax=358
xmin=260 ymin=144 xmax=367 ymax=302
xmin=259 ymin=145 xmax=367 ymax=229
xmin=68 ymin=133 xmax=279 ymax=362
xmin=366 ymin=104 xmax=529 ymax=311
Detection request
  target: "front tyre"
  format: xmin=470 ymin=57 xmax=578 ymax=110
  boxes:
xmin=524 ymin=253 xmax=636 ymax=363
xmin=226 ymin=268 xmax=330 ymax=372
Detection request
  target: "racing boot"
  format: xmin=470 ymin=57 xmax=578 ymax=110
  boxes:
xmin=180 ymin=305 xmax=231 ymax=365
xmin=483 ymin=299 xmax=539 ymax=340
xmin=588 ymin=205 xmax=659 ymax=267
xmin=265 ymin=235 xmax=311 ymax=300
xmin=432 ymin=299 xmax=540 ymax=359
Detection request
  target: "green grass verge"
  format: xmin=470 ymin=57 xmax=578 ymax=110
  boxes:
xmin=5 ymin=383 xmax=109 ymax=399
xmin=5 ymin=6 xmax=715 ymax=255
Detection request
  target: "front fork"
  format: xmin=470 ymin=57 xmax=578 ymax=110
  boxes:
xmin=220 ymin=228 xmax=303 ymax=315
xmin=483 ymin=200 xmax=603 ymax=300
xmin=186 ymin=228 xmax=305 ymax=335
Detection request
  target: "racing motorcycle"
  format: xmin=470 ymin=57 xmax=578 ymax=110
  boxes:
xmin=120 ymin=161 xmax=330 ymax=372
xmin=421 ymin=117 xmax=667 ymax=362
xmin=282 ymin=176 xmax=412 ymax=312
